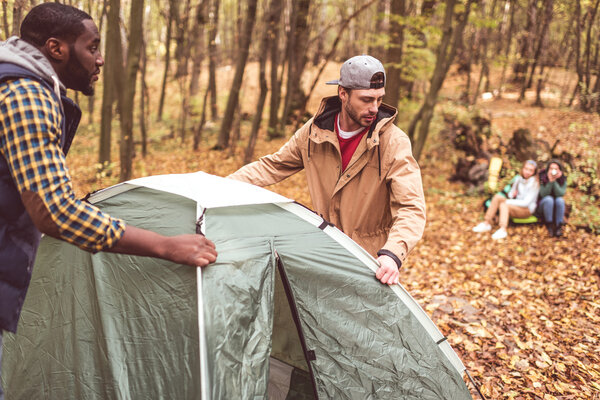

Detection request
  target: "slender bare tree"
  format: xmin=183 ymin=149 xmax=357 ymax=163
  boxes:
xmin=157 ymin=5 xmax=174 ymax=121
xmin=408 ymin=0 xmax=474 ymax=161
xmin=384 ymin=0 xmax=406 ymax=109
xmin=244 ymin=0 xmax=274 ymax=163
xmin=266 ymin=0 xmax=284 ymax=139
xmin=216 ymin=0 xmax=259 ymax=150
xmin=207 ymin=0 xmax=221 ymax=121
xmin=119 ymin=0 xmax=145 ymax=181
xmin=99 ymin=0 xmax=124 ymax=165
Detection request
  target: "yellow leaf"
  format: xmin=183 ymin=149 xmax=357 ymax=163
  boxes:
xmin=464 ymin=339 xmax=480 ymax=352
xmin=540 ymin=351 xmax=553 ymax=364
xmin=555 ymin=363 xmax=567 ymax=373
xmin=535 ymin=360 xmax=550 ymax=369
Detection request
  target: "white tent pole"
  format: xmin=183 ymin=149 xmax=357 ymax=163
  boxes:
xmin=196 ymin=205 xmax=210 ymax=399
xmin=197 ymin=266 xmax=210 ymax=399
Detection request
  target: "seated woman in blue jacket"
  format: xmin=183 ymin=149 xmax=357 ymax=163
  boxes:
xmin=538 ymin=159 xmax=567 ymax=237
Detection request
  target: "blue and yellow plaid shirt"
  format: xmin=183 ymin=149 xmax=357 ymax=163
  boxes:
xmin=0 ymin=77 xmax=125 ymax=252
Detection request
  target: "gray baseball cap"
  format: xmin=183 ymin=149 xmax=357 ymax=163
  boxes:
xmin=326 ymin=55 xmax=386 ymax=89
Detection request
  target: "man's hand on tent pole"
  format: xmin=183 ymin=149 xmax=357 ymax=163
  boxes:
xmin=375 ymin=255 xmax=399 ymax=285
xmin=108 ymin=225 xmax=217 ymax=267
xmin=161 ymin=234 xmax=217 ymax=267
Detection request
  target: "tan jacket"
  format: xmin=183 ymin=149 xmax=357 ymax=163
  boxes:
xmin=229 ymin=96 xmax=426 ymax=266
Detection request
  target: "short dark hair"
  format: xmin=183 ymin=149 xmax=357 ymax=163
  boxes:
xmin=20 ymin=3 xmax=92 ymax=47
xmin=339 ymin=87 xmax=353 ymax=97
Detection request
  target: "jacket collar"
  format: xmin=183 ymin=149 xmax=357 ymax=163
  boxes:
xmin=0 ymin=37 xmax=65 ymax=92
xmin=0 ymin=63 xmax=82 ymax=154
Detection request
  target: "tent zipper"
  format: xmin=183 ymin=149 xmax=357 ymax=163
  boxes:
xmin=274 ymin=251 xmax=319 ymax=400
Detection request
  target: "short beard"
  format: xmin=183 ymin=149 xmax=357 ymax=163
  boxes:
xmin=65 ymin=45 xmax=95 ymax=96
xmin=344 ymin=100 xmax=369 ymax=128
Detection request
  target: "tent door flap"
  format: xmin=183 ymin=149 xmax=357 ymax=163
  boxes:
xmin=274 ymin=250 xmax=319 ymax=400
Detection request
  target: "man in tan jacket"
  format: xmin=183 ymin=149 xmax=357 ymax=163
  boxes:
xmin=229 ymin=55 xmax=425 ymax=285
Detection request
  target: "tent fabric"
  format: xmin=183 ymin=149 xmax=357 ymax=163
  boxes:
xmin=2 ymin=172 xmax=472 ymax=399
xmin=3 ymin=188 xmax=201 ymax=399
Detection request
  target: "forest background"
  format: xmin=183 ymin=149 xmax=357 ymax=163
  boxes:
xmin=2 ymin=0 xmax=600 ymax=398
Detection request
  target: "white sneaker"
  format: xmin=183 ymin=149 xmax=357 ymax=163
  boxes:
xmin=491 ymin=228 xmax=507 ymax=240
xmin=472 ymin=222 xmax=492 ymax=232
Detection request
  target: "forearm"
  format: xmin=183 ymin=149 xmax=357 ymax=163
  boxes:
xmin=553 ymin=181 xmax=567 ymax=197
xmin=108 ymin=225 xmax=217 ymax=267
xmin=228 ymin=156 xmax=302 ymax=186
xmin=506 ymin=187 xmax=539 ymax=209
xmin=108 ymin=225 xmax=172 ymax=258
xmin=382 ymin=205 xmax=424 ymax=262
xmin=383 ymin=142 xmax=426 ymax=263
xmin=228 ymin=125 xmax=307 ymax=185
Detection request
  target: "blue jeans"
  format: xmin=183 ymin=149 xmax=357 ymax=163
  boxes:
xmin=539 ymin=195 xmax=565 ymax=224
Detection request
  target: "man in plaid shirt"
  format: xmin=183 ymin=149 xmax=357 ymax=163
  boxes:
xmin=0 ymin=5 xmax=217 ymax=395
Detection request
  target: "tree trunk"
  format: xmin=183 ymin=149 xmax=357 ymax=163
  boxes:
xmin=208 ymin=0 xmax=221 ymax=121
xmin=533 ymin=68 xmax=545 ymax=107
xmin=87 ymin=0 xmax=104 ymax=124
xmin=569 ymin=0 xmax=583 ymax=108
xmin=228 ymin=103 xmax=241 ymax=157
xmin=497 ymin=0 xmax=515 ymax=98
xmin=156 ymin=8 xmax=173 ymax=122
xmin=368 ymin=0 xmax=390 ymax=61
xmin=525 ymin=0 xmax=555 ymax=90
xmin=178 ymin=77 xmax=189 ymax=141
xmin=193 ymin=86 xmax=210 ymax=150
xmin=174 ymin=0 xmax=192 ymax=79
xmin=293 ymin=0 xmax=377 ymax=130
xmin=460 ymin=25 xmax=473 ymax=103
xmin=215 ymin=0 xmax=258 ymax=150
xmin=473 ymin=0 xmax=497 ymax=104
xmin=119 ymin=0 xmax=144 ymax=181
xmin=139 ymin=30 xmax=149 ymax=157
xmin=513 ymin=0 xmax=537 ymax=88
xmin=580 ymin=0 xmax=600 ymax=111
xmin=583 ymin=0 xmax=600 ymax=91
xmin=408 ymin=0 xmax=474 ymax=161
xmin=11 ymin=0 xmax=27 ymax=37
xmin=266 ymin=0 xmax=284 ymax=139
xmin=2 ymin=1 xmax=9 ymax=39
xmin=280 ymin=0 xmax=311 ymax=128
xmin=245 ymin=2 xmax=272 ymax=164
xmin=384 ymin=0 xmax=406 ymax=109
xmin=169 ymin=0 xmax=192 ymax=140
xmin=189 ymin=0 xmax=208 ymax=96
xmin=592 ymin=43 xmax=600 ymax=112
xmin=99 ymin=0 xmax=124 ymax=165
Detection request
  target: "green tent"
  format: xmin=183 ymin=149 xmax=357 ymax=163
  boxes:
xmin=2 ymin=172 xmax=474 ymax=399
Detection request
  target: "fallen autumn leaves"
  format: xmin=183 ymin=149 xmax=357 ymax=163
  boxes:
xmin=67 ymin=109 xmax=599 ymax=400
xmin=407 ymin=174 xmax=600 ymax=399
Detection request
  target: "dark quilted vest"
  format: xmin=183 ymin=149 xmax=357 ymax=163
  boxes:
xmin=0 ymin=63 xmax=81 ymax=333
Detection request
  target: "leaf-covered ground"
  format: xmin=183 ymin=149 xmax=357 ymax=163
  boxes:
xmin=66 ymin=65 xmax=599 ymax=399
